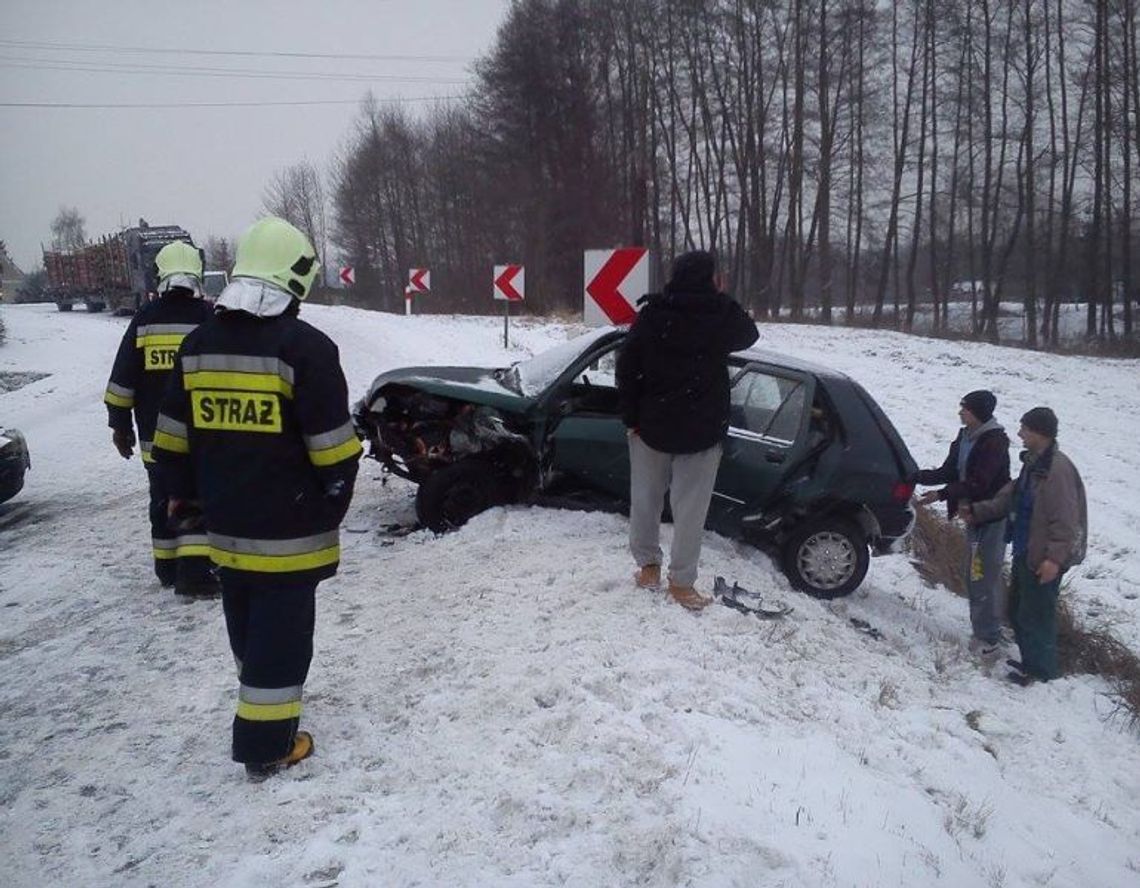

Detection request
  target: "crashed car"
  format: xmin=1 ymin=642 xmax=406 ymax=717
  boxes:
xmin=354 ymin=327 xmax=918 ymax=598
xmin=0 ymin=427 xmax=31 ymax=504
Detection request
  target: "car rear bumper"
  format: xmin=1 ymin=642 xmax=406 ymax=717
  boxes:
xmin=871 ymin=504 xmax=915 ymax=555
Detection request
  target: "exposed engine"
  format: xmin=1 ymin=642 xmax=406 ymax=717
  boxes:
xmin=357 ymin=385 xmax=536 ymax=488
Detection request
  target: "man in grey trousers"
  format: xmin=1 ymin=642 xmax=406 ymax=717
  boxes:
xmin=615 ymin=250 xmax=759 ymax=611
xmin=913 ymin=390 xmax=1012 ymax=652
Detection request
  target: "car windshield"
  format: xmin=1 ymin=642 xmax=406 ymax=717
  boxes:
xmin=511 ymin=326 xmax=620 ymax=396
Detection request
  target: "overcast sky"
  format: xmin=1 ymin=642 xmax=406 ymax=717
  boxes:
xmin=0 ymin=0 xmax=511 ymax=271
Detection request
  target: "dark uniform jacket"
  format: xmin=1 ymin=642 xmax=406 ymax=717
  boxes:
xmin=615 ymin=284 xmax=759 ymax=454
xmin=104 ymin=289 xmax=214 ymax=463
xmin=152 ymin=305 xmax=362 ymax=586
xmin=914 ymin=423 xmax=1011 ymax=522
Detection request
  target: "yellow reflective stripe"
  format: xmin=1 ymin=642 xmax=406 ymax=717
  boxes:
xmin=141 ymin=449 xmax=155 ymax=464
xmin=153 ymin=429 xmax=189 ymax=454
xmin=154 ymin=533 xmax=209 ymax=559
xmin=308 ymin=436 xmax=363 ymax=467
xmin=235 ymin=700 xmax=303 ymax=722
xmin=210 ymin=545 xmax=339 ymax=573
xmin=104 ymin=390 xmax=134 ymax=408
xmin=184 ymin=370 xmax=293 ymax=398
xmin=154 ymin=544 xmax=209 ymax=559
xmin=136 ymin=333 xmax=186 ymax=348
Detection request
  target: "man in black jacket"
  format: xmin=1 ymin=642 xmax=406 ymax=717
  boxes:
xmin=914 ymin=390 xmax=1011 ymax=650
xmin=153 ymin=217 xmax=361 ymax=780
xmin=104 ymin=240 xmax=218 ymax=599
xmin=615 ymin=250 xmax=758 ymax=610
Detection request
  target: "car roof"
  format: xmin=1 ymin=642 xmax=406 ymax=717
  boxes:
xmin=601 ymin=323 xmax=848 ymax=380
xmin=732 ymin=345 xmax=850 ymax=381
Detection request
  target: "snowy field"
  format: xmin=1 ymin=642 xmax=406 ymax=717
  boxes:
xmin=1 ymin=302 xmax=1138 ymax=887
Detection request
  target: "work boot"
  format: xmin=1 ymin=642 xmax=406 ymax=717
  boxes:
xmin=245 ymin=731 xmax=315 ymax=782
xmin=668 ymin=583 xmax=712 ymax=612
xmin=174 ymin=573 xmax=222 ymax=601
xmin=634 ymin=564 xmax=661 ymax=589
xmin=155 ymin=562 xmax=177 ymax=589
xmin=1006 ymin=670 xmax=1035 ymax=688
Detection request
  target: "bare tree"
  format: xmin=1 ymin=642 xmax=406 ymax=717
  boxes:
xmin=262 ymin=160 xmax=330 ymax=274
xmin=203 ymin=236 xmax=234 ymax=272
xmin=50 ymin=206 xmax=86 ymax=251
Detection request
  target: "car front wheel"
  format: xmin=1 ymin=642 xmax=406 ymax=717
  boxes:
xmin=415 ymin=458 xmax=504 ymax=532
xmin=780 ymin=517 xmax=869 ymax=598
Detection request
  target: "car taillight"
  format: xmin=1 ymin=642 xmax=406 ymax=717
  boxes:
xmin=891 ymin=481 xmax=914 ymax=503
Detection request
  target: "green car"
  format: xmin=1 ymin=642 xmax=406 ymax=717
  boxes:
xmin=354 ymin=326 xmax=918 ymax=597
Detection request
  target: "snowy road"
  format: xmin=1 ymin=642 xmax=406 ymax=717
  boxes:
xmin=1 ymin=303 xmax=1138 ymax=887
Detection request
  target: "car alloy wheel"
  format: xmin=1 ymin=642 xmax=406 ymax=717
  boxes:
xmin=797 ymin=530 xmax=857 ymax=590
xmin=780 ymin=516 xmax=869 ymax=598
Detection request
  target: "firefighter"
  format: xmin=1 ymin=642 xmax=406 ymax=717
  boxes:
xmin=151 ymin=216 xmax=361 ymax=780
xmin=104 ymin=240 xmax=219 ymax=599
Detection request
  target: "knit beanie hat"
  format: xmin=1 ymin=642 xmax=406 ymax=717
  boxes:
xmin=668 ymin=250 xmax=716 ymax=291
xmin=1020 ymin=406 xmax=1058 ymax=438
xmin=960 ymin=390 xmax=997 ymax=423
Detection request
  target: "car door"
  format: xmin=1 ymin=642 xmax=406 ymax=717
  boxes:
xmin=707 ymin=363 xmax=814 ymax=532
xmin=544 ymin=341 xmax=630 ymax=498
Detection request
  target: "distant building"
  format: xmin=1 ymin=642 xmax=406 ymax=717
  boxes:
xmin=948 ymin=280 xmax=990 ymax=301
xmin=0 ymin=242 xmax=28 ymax=303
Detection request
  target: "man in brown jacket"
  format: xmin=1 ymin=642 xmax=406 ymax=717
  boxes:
xmin=964 ymin=407 xmax=1087 ymax=684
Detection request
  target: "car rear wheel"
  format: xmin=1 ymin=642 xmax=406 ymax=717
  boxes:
xmin=415 ymin=459 xmax=504 ymax=532
xmin=781 ymin=517 xmax=869 ymax=598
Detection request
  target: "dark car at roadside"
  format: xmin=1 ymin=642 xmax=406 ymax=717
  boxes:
xmin=354 ymin=327 xmax=917 ymax=598
xmin=0 ymin=427 xmax=31 ymax=504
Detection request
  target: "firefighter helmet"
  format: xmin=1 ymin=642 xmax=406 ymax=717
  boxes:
xmin=155 ymin=241 xmax=203 ymax=283
xmin=232 ymin=217 xmax=320 ymax=300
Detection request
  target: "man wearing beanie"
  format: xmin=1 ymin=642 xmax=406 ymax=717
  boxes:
xmin=616 ymin=250 xmax=759 ymax=611
xmin=913 ymin=390 xmax=1011 ymax=652
xmin=967 ymin=407 xmax=1087 ymax=684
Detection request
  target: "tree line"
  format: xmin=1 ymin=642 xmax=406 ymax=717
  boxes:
xmin=268 ymin=0 xmax=1139 ymax=347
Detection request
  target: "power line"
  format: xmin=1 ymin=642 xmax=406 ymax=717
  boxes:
xmin=0 ymin=96 xmax=467 ymax=109
xmin=0 ymin=56 xmax=471 ymax=85
xmin=0 ymin=38 xmax=472 ymax=64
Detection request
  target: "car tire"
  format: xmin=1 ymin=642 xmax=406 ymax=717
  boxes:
xmin=415 ymin=458 xmax=504 ymax=532
xmin=780 ymin=516 xmax=869 ymax=599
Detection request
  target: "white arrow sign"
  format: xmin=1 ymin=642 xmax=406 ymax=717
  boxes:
xmin=583 ymin=248 xmax=649 ymax=326
xmin=493 ymin=264 xmax=525 ymax=301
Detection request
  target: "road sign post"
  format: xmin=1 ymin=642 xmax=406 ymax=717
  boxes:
xmin=493 ymin=264 xmax=524 ymax=349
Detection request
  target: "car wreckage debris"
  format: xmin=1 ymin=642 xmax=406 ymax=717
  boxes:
xmin=848 ymin=617 xmax=884 ymax=640
xmin=714 ymin=576 xmax=793 ymax=619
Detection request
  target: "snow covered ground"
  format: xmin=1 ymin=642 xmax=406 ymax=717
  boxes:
xmin=1 ymin=302 xmax=1138 ymax=888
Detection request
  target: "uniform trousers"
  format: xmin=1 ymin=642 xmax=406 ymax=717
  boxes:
xmin=222 ymin=577 xmax=316 ymax=764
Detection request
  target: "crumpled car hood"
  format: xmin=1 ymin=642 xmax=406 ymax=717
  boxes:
xmin=360 ymin=365 xmax=531 ymax=413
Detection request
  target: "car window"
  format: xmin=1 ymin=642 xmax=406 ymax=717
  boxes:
xmin=570 ymin=346 xmax=618 ymax=389
xmin=729 ymin=370 xmax=807 ymax=444
xmin=514 ymin=327 xmax=620 ymax=396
